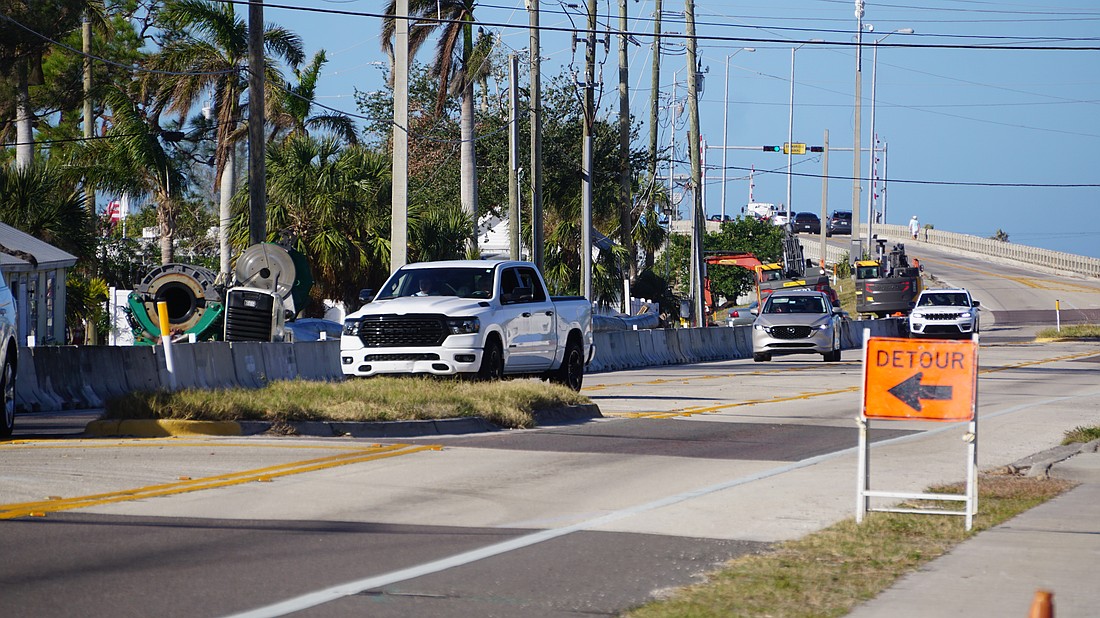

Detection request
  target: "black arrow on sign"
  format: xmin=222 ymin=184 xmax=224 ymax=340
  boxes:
xmin=887 ymin=372 xmax=953 ymax=412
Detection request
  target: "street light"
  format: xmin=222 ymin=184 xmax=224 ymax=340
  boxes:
xmin=786 ymin=40 xmax=823 ymax=224
xmin=851 ymin=0 xmax=866 ymax=263
xmin=866 ymin=27 xmax=913 ymax=243
xmin=721 ymin=47 xmax=755 ymax=220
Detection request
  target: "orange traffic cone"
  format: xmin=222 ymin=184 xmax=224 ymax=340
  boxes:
xmin=1028 ymin=589 xmax=1053 ymax=618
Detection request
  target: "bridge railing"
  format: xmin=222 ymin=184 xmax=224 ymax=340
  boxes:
xmin=860 ymin=224 xmax=1100 ymax=278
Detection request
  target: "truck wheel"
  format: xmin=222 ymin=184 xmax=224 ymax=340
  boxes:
xmin=477 ymin=337 xmax=504 ymax=382
xmin=0 ymin=357 xmax=14 ymax=439
xmin=549 ymin=339 xmax=584 ymax=392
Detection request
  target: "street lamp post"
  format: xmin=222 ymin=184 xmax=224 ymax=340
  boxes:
xmin=866 ymin=27 xmax=913 ymax=243
xmin=851 ymin=0 xmax=865 ymax=264
xmin=785 ymin=40 xmax=822 ymax=224
xmin=721 ymin=47 xmax=754 ymax=220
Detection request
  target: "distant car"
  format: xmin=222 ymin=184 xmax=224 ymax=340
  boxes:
xmin=0 ymin=269 xmax=17 ymax=438
xmin=771 ymin=210 xmax=792 ymax=227
xmin=827 ymin=210 xmax=852 ymax=236
xmin=725 ymin=301 xmax=759 ymax=326
xmin=751 ymin=290 xmax=844 ymax=362
xmin=908 ymin=288 xmax=980 ymax=339
xmin=792 ymin=212 xmax=821 ymax=234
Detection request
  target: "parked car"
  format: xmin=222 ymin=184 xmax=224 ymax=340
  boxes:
xmin=908 ymin=288 xmax=980 ymax=339
xmin=827 ymin=210 xmax=852 ymax=236
xmin=725 ymin=301 xmax=759 ymax=326
xmin=0 ymin=270 xmax=17 ymax=438
xmin=341 ymin=260 xmax=593 ymax=390
xmin=751 ymin=289 xmax=844 ymax=362
xmin=792 ymin=212 xmax=821 ymax=234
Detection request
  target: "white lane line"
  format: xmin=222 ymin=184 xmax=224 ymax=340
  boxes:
xmin=224 ymin=388 xmax=1100 ymax=618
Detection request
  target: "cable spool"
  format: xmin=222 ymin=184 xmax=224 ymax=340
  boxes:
xmin=128 ymin=263 xmax=224 ymax=342
xmin=232 ymin=243 xmax=307 ymax=315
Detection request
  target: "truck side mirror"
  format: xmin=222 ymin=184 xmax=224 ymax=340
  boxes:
xmin=972 ymin=300 xmax=980 ymax=307
xmin=358 ymin=289 xmax=375 ymax=303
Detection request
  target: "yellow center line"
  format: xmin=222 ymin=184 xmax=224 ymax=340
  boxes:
xmin=0 ymin=443 xmax=441 ymax=520
xmin=604 ymin=350 xmax=1099 ymax=419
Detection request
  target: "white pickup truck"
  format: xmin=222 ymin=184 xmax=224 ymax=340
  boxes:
xmin=340 ymin=260 xmax=594 ymax=390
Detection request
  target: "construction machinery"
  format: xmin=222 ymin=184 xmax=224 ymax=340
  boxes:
xmin=703 ymin=230 xmax=838 ymax=317
xmin=125 ymin=243 xmax=312 ymax=344
xmin=854 ymin=238 xmax=923 ymax=318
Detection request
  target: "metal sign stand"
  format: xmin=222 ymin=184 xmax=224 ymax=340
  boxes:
xmin=857 ymin=328 xmax=979 ymax=530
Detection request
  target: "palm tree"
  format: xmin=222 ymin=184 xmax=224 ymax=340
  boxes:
xmin=381 ymin=0 xmax=489 ymax=254
xmin=143 ymin=0 xmax=303 ymax=270
xmin=270 ymin=50 xmax=358 ymax=145
xmin=75 ymin=86 xmax=186 ymax=264
xmin=0 ymin=159 xmax=93 ymax=260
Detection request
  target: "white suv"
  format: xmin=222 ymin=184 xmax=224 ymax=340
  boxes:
xmin=908 ymin=288 xmax=980 ymax=339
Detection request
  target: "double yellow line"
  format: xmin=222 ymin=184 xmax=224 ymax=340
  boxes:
xmin=0 ymin=442 xmax=440 ymax=520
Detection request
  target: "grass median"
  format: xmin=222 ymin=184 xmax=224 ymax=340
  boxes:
xmin=102 ymin=377 xmax=591 ymax=430
xmin=1035 ymin=324 xmax=1100 ymax=340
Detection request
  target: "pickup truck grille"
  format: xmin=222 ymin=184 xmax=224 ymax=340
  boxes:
xmin=354 ymin=315 xmax=449 ymax=347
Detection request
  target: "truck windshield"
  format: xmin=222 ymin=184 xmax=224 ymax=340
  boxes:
xmin=374 ymin=267 xmax=496 ymax=300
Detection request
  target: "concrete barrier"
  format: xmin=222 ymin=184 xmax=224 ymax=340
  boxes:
xmin=261 ymin=343 xmax=298 ymax=382
xmin=190 ymin=342 xmax=237 ymax=389
xmin=676 ymin=329 xmax=699 ymax=364
xmin=230 ymin=342 xmax=269 ymax=389
xmin=31 ymin=346 xmax=96 ymax=409
xmin=81 ymin=346 xmax=134 ymax=402
xmin=649 ymin=329 xmax=673 ymax=365
xmin=665 ymin=328 xmax=688 ymax=364
xmin=14 ymin=347 xmax=61 ymax=412
xmin=588 ymin=332 xmax=609 ymax=373
xmin=123 ymin=345 xmax=164 ymax=393
xmin=294 ymin=340 xmax=342 ymax=381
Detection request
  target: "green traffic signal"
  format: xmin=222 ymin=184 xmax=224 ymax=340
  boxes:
xmin=762 ymin=145 xmax=781 ymax=152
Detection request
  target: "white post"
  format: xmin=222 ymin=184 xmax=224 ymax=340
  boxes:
xmin=786 ymin=46 xmax=795 ymax=221
xmin=867 ymin=40 xmax=878 ymax=243
xmin=857 ymin=327 xmax=872 ymax=522
xmin=721 ymin=55 xmax=730 ymax=220
xmin=157 ymin=301 xmax=177 ymax=391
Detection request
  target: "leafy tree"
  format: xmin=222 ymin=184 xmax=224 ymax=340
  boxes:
xmin=0 ymin=158 xmax=93 ymax=259
xmin=270 ymin=49 xmax=358 ymax=145
xmin=143 ymin=0 xmax=304 ymax=266
xmin=704 ymin=216 xmax=785 ymax=305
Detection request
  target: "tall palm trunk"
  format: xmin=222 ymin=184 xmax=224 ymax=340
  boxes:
xmin=460 ymin=80 xmax=478 ymax=254
xmin=218 ymin=148 xmax=236 ymax=275
xmin=15 ymin=60 xmax=34 ymax=171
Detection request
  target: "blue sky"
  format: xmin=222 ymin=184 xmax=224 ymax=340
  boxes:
xmin=263 ymin=1 xmax=1100 ymax=259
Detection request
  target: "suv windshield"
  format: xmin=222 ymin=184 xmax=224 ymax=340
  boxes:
xmin=918 ymin=292 xmax=970 ymax=307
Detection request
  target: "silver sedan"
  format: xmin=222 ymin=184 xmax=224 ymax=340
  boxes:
xmin=751 ymin=290 xmax=844 ymax=362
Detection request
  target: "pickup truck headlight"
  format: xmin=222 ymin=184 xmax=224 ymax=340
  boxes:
xmin=342 ymin=319 xmax=361 ymax=336
xmin=445 ymin=317 xmax=480 ymax=335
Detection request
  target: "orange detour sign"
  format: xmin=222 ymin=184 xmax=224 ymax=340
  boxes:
xmin=863 ymin=337 xmax=978 ymax=421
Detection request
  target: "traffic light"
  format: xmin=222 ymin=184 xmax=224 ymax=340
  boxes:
xmin=809 ymin=146 xmax=824 ymax=153
xmin=763 ymin=145 xmax=781 ymax=153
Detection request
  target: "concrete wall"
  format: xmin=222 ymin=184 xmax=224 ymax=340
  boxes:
xmin=14 ymin=320 xmax=906 ymax=413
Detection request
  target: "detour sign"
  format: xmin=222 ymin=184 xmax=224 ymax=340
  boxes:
xmin=863 ymin=337 xmax=977 ymax=422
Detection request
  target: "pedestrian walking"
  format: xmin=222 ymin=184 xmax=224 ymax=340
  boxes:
xmin=908 ymin=215 xmax=920 ymax=240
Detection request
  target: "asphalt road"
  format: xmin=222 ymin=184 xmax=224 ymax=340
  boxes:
xmin=2 ymin=249 xmax=1099 ymax=618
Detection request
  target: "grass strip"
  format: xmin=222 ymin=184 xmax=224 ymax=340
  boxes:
xmin=1035 ymin=324 xmax=1100 ymax=340
xmin=102 ymin=377 xmax=590 ymax=430
xmin=625 ymin=474 xmax=1074 ymax=618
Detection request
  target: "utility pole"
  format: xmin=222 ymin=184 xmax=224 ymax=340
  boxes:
xmin=685 ymin=0 xmax=704 ymax=327
xmin=508 ymin=54 xmax=520 ymax=259
xmin=648 ymin=0 xmax=662 ymax=188
xmin=851 ymin=0 xmax=865 ymax=263
xmin=618 ymin=0 xmax=634 ymax=282
xmin=580 ymin=0 xmax=597 ymax=301
xmin=247 ymin=0 xmax=266 ymax=246
xmin=819 ymin=129 xmax=829 ymax=270
xmin=528 ymin=0 xmax=544 ymax=270
xmin=391 ymin=0 xmax=409 ymax=271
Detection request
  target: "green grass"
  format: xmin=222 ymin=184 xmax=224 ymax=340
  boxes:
xmin=102 ymin=377 xmax=590 ymax=430
xmin=625 ymin=475 xmax=1074 ymax=618
xmin=1063 ymin=425 xmax=1100 ymax=445
xmin=1035 ymin=323 xmax=1100 ymax=340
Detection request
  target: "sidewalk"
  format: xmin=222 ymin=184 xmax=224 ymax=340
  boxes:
xmin=847 ymin=444 xmax=1100 ymax=617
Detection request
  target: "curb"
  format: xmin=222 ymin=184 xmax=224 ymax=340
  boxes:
xmin=997 ymin=439 xmax=1100 ymax=478
xmin=81 ymin=404 xmax=604 ymax=439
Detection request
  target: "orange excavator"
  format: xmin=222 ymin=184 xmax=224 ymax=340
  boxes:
xmin=703 ymin=232 xmax=838 ymax=315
